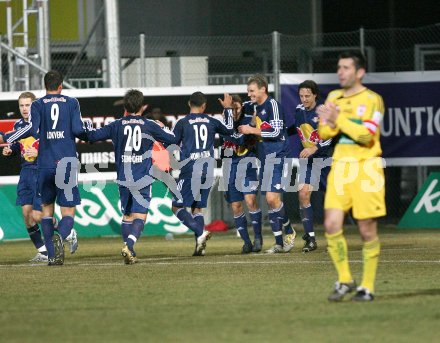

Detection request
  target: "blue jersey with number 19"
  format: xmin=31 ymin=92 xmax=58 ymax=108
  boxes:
xmin=172 ymin=109 xmax=234 ymax=178
xmin=5 ymin=94 xmax=86 ymax=169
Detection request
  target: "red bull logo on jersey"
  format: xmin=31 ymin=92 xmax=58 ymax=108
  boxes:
xmin=309 ymin=129 xmax=320 ymax=143
xmin=297 ymin=123 xmax=322 ymax=148
xmin=19 ymin=136 xmax=39 ymax=162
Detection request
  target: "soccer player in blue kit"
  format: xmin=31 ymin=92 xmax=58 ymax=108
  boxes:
xmin=220 ymin=95 xmax=262 ymax=253
xmin=172 ymin=92 xmax=234 ymax=256
xmin=239 ymin=74 xmax=296 ymax=254
xmin=1 ymin=71 xmax=83 ymax=265
xmin=289 ymin=80 xmax=332 ymax=252
xmin=84 ymin=89 xmax=178 ymax=264
xmin=2 ymin=92 xmax=48 ymax=262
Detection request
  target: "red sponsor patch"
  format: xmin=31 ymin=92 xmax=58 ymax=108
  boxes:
xmin=309 ymin=130 xmax=321 ymax=143
xmin=31 ymin=139 xmax=39 ymax=150
xmin=260 ymin=121 xmax=272 ymax=130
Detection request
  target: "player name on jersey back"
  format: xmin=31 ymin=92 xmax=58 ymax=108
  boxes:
xmin=122 ymin=154 xmax=143 ymax=163
xmin=190 ymin=150 xmax=211 ymax=160
xmin=46 ymin=131 xmax=65 ymax=139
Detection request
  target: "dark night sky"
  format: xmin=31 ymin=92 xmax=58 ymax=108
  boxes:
xmin=322 ymin=0 xmax=440 ymax=31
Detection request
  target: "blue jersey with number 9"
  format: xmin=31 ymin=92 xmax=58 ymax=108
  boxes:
xmin=6 ymin=93 xmax=86 ymax=169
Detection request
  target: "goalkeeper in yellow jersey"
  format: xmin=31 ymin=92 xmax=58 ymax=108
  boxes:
xmin=317 ymin=51 xmax=386 ymax=302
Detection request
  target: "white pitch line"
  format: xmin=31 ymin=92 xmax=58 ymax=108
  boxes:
xmin=0 ymin=259 xmax=439 ymax=268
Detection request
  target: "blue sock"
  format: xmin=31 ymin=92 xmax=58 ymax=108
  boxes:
xmin=193 ymin=213 xmax=205 ymax=234
xmin=300 ymin=205 xmax=315 ymax=239
xmin=273 ymin=203 xmax=293 ymax=235
xmin=27 ymin=224 xmax=45 ymax=250
xmin=126 ymin=218 xmax=144 ymax=252
xmin=58 ymin=216 xmax=74 ymax=240
xmin=41 ymin=217 xmax=55 ymax=258
xmin=234 ymin=213 xmax=251 ymax=244
xmin=121 ymin=221 xmax=132 ymax=243
xmin=268 ymin=210 xmax=283 ymax=246
xmin=249 ymin=209 xmax=262 ymax=240
xmin=176 ymin=208 xmax=203 ymax=237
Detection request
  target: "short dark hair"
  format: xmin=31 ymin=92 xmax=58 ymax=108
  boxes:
xmin=231 ymin=94 xmax=242 ymax=104
xmin=18 ymin=91 xmax=36 ymax=102
xmin=338 ymin=50 xmax=367 ymax=70
xmin=44 ymin=70 xmax=63 ymax=91
xmin=124 ymin=89 xmax=144 ymax=114
xmin=247 ymin=74 xmax=268 ymax=94
xmin=298 ymin=80 xmax=319 ymax=98
xmin=189 ymin=92 xmax=207 ymax=107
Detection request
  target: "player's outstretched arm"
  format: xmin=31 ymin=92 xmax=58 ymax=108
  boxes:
xmin=148 ymin=119 xmax=178 ymax=146
xmin=71 ymin=99 xmax=90 ymax=141
xmin=215 ymin=108 xmax=234 ymax=136
xmin=171 ymin=118 xmax=184 ymax=147
xmin=84 ymin=121 xmax=114 ymax=142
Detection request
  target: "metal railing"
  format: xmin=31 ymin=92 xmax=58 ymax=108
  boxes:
xmin=69 ymin=78 xmax=104 ymax=89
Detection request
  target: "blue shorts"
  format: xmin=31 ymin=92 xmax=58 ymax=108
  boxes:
xmin=172 ymin=176 xmax=214 ymax=208
xmin=119 ymin=185 xmax=151 ymax=215
xmin=260 ymin=156 xmax=290 ymax=194
xmin=298 ymin=157 xmax=331 ymax=191
xmin=38 ymin=166 xmax=81 ymax=207
xmin=16 ymin=168 xmax=42 ymax=211
xmin=224 ymin=160 xmax=259 ymax=203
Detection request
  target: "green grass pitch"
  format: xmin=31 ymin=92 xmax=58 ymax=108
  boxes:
xmin=0 ymin=226 xmax=439 ymax=343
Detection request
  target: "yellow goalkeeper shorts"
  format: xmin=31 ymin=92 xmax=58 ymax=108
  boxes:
xmin=324 ymin=157 xmax=386 ymax=220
